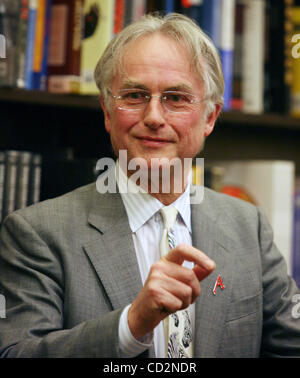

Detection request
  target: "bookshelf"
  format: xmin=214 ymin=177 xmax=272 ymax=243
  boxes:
xmin=0 ymin=88 xmax=299 ymax=176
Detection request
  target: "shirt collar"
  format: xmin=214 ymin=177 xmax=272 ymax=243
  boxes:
xmin=116 ymin=160 xmax=192 ymax=233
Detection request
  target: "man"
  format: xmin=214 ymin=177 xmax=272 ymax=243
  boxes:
xmin=0 ymin=13 xmax=299 ymax=358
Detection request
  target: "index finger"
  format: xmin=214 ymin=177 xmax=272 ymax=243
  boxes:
xmin=163 ymin=243 xmax=216 ymax=271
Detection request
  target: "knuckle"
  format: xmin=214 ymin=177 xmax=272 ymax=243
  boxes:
xmin=185 ymin=269 xmax=195 ymax=283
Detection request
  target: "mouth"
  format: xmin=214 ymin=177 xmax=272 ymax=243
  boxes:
xmin=137 ymin=136 xmax=172 ymax=147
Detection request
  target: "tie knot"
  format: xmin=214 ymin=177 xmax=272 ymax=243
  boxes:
xmin=160 ymin=206 xmax=178 ymax=231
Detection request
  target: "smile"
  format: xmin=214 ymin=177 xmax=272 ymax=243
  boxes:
xmin=137 ymin=136 xmax=172 ymax=147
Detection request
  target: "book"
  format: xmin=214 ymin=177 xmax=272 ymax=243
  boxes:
xmin=80 ymin=0 xmax=114 ymax=95
xmin=24 ymin=0 xmax=37 ymax=89
xmin=27 ymin=153 xmax=42 ymax=205
xmin=36 ymin=0 xmax=52 ymax=90
xmin=231 ymin=0 xmax=244 ymax=110
xmin=31 ymin=0 xmax=52 ymax=90
xmin=219 ymin=0 xmax=235 ymax=111
xmin=241 ymin=0 xmax=265 ymax=114
xmin=264 ymin=0 xmax=287 ymax=113
xmin=166 ymin=0 xmax=175 ymax=14
xmin=201 ymin=0 xmax=221 ymax=46
xmin=0 ymin=0 xmax=19 ymax=88
xmin=0 ymin=151 xmax=5 ymax=224
xmin=14 ymin=0 xmax=30 ymax=88
xmin=131 ymin=0 xmax=146 ymax=22
xmin=291 ymin=5 xmax=300 ymax=117
xmin=47 ymin=0 xmax=84 ymax=93
xmin=25 ymin=0 xmax=37 ymax=89
xmin=283 ymin=0 xmax=295 ymax=114
xmin=212 ymin=160 xmax=295 ymax=274
xmin=15 ymin=151 xmax=32 ymax=210
xmin=114 ymin=0 xmax=125 ymax=34
xmin=181 ymin=0 xmax=203 ymax=25
xmin=2 ymin=150 xmax=19 ymax=221
xmin=292 ymin=178 xmax=300 ymax=287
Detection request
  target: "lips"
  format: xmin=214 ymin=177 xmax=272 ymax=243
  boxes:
xmin=136 ymin=136 xmax=172 ymax=147
xmin=138 ymin=136 xmax=171 ymax=143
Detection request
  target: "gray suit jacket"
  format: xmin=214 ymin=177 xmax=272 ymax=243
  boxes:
xmin=0 ymin=183 xmax=299 ymax=357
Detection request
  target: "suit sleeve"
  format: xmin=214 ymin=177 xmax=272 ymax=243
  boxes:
xmin=258 ymin=207 xmax=300 ymax=357
xmin=0 ymin=212 xmax=123 ymax=358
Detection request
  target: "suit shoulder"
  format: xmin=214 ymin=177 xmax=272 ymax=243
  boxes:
xmin=203 ymin=186 xmax=259 ymax=221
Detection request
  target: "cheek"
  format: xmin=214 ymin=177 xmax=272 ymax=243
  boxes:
xmin=176 ymin=113 xmax=204 ymax=143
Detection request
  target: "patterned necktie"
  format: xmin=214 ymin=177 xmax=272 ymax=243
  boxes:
xmin=160 ymin=206 xmax=193 ymax=358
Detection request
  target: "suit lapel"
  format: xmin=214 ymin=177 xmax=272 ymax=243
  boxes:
xmin=83 ymin=188 xmax=143 ymax=310
xmin=191 ymin=191 xmax=236 ymax=357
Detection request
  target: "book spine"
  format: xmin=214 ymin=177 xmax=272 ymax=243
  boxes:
xmin=181 ymin=0 xmax=203 ymax=24
xmin=131 ymin=0 xmax=146 ymax=22
xmin=28 ymin=153 xmax=42 ymax=206
xmin=0 ymin=151 xmax=5 ymax=224
xmin=25 ymin=0 xmax=37 ymax=89
xmin=15 ymin=151 xmax=32 ymax=210
xmin=0 ymin=0 xmax=19 ymax=87
xmin=80 ymin=0 xmax=114 ymax=95
xmin=114 ymin=0 xmax=125 ymax=34
xmin=39 ymin=0 xmax=52 ymax=90
xmin=15 ymin=0 xmax=30 ymax=88
xmin=32 ymin=0 xmax=47 ymax=89
xmin=291 ymin=5 xmax=300 ymax=117
xmin=47 ymin=0 xmax=83 ymax=83
xmin=166 ymin=0 xmax=175 ymax=14
xmin=219 ymin=0 xmax=235 ymax=111
xmin=2 ymin=150 xmax=19 ymax=220
xmin=231 ymin=0 xmax=244 ymax=110
xmin=242 ymin=0 xmax=265 ymax=114
xmin=202 ymin=0 xmax=221 ymax=46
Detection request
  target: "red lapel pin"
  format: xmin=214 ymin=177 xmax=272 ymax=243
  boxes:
xmin=213 ymin=274 xmax=225 ymax=295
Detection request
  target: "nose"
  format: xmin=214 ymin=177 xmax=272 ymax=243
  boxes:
xmin=143 ymin=96 xmax=165 ymax=129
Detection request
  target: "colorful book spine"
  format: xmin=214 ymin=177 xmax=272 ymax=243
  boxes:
xmin=114 ymin=0 xmax=125 ymax=34
xmin=38 ymin=0 xmax=52 ymax=90
xmin=202 ymin=0 xmax=221 ymax=45
xmin=219 ymin=0 xmax=235 ymax=111
xmin=166 ymin=0 xmax=175 ymax=13
xmin=25 ymin=0 xmax=37 ymax=89
xmin=242 ymin=0 xmax=265 ymax=114
xmin=80 ymin=0 xmax=114 ymax=95
xmin=291 ymin=5 xmax=300 ymax=117
xmin=181 ymin=0 xmax=203 ymax=25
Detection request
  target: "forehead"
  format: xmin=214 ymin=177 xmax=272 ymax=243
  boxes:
xmin=113 ymin=33 xmax=202 ymax=91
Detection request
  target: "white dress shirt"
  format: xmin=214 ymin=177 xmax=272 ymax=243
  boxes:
xmin=116 ymin=161 xmax=195 ymax=358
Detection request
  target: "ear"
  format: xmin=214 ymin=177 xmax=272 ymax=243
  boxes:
xmin=100 ymin=96 xmax=112 ymax=134
xmin=204 ymin=104 xmax=222 ymax=137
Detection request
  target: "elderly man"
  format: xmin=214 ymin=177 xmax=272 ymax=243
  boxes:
xmin=0 ymin=13 xmax=299 ymax=358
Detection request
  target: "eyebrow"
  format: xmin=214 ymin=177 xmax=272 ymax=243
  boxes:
xmin=119 ymin=80 xmax=194 ymax=93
